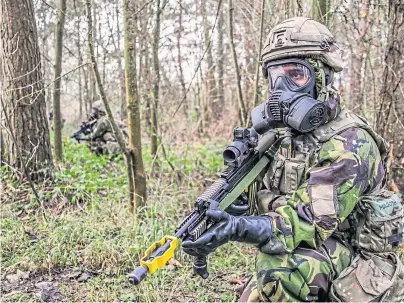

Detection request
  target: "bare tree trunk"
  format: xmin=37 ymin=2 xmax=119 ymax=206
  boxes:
xmin=115 ymin=1 xmax=126 ymax=120
xmin=86 ymin=0 xmax=140 ymax=212
xmin=197 ymin=63 xmax=205 ymax=134
xmin=252 ymin=0 xmax=265 ymax=108
xmin=39 ymin=8 xmax=52 ymax=113
xmin=242 ymin=1 xmax=254 ymax=113
xmin=143 ymin=45 xmax=152 ymax=132
xmin=215 ymin=9 xmax=224 ymax=120
xmin=74 ymin=0 xmax=84 ymax=120
xmin=89 ymin=57 xmax=96 ymax=102
xmin=84 ymin=62 xmax=91 ymax=115
xmin=102 ymin=44 xmax=107 ymax=85
xmin=376 ymin=0 xmax=404 ymax=192
xmin=176 ymin=0 xmax=187 ymax=115
xmin=123 ymin=0 xmax=147 ymax=212
xmin=52 ymin=0 xmax=67 ymax=163
xmin=228 ymin=0 xmax=248 ymax=126
xmin=349 ymin=0 xmax=369 ymax=112
xmin=151 ymin=0 xmax=161 ymax=160
xmin=0 ymin=0 xmax=53 ymax=181
xmin=201 ymin=0 xmax=217 ymax=125
xmin=313 ymin=0 xmax=329 ymax=25
xmin=90 ymin=1 xmax=97 ymax=102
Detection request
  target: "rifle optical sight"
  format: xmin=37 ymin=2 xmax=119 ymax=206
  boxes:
xmin=223 ymin=127 xmax=258 ymax=168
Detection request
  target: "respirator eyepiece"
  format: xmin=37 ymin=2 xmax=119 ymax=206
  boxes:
xmin=266 ymin=59 xmax=315 ymax=91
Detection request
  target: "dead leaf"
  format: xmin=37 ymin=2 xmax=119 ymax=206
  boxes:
xmin=52 ymin=197 xmax=68 ymax=215
xmin=49 ymin=193 xmax=58 ymax=205
xmin=241 ymin=249 xmax=256 ymax=255
xmin=167 ymin=258 xmax=183 ymax=268
xmin=228 ymin=278 xmax=245 ymax=285
xmin=163 ymin=264 xmax=176 ymax=271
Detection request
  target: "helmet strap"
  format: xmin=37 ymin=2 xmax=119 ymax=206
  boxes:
xmin=316 ymin=61 xmax=334 ymax=102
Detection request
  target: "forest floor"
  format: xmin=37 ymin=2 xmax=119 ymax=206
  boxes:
xmin=1 ymin=138 xmax=254 ymax=302
xmin=1 ymin=138 xmax=404 ymax=302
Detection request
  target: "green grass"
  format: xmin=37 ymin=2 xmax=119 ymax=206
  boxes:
xmin=2 ymin=138 xmax=403 ymax=302
xmin=1 ymin=138 xmax=253 ymax=302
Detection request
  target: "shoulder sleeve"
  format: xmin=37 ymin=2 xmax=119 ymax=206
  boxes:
xmin=262 ymin=128 xmax=385 ymax=253
xmin=82 ymin=117 xmax=109 ymax=140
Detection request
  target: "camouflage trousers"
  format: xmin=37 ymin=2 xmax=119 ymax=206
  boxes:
xmin=240 ymin=237 xmax=352 ymax=302
xmin=89 ymin=140 xmax=120 ymax=155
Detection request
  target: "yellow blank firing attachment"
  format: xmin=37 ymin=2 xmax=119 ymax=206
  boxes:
xmin=140 ymin=235 xmax=179 ymax=274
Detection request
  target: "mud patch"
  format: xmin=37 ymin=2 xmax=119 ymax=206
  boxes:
xmin=1 ymin=269 xmax=91 ymax=302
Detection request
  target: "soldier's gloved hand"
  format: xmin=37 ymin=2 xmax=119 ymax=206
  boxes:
xmin=225 ymin=192 xmax=249 ymax=216
xmin=182 ymin=209 xmax=272 ymax=257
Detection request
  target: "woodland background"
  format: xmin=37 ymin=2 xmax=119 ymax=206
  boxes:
xmin=1 ymin=0 xmax=403 ymax=301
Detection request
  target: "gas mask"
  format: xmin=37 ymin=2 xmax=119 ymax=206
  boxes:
xmin=252 ymin=59 xmax=328 ymax=134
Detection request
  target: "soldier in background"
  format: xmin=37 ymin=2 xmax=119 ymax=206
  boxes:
xmin=76 ymin=100 xmax=122 ymax=155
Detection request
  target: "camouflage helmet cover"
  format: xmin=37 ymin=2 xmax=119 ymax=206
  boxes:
xmin=91 ymin=100 xmax=106 ymax=113
xmin=261 ymin=17 xmax=344 ymax=73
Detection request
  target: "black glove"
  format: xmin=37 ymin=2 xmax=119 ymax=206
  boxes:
xmin=225 ymin=193 xmax=249 ymax=216
xmin=182 ymin=209 xmax=272 ymax=257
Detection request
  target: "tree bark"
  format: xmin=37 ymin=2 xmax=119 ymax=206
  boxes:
xmin=201 ymin=0 xmax=217 ymax=126
xmin=376 ymin=0 xmax=404 ymax=192
xmin=89 ymin=1 xmax=97 ymax=102
xmin=74 ymin=0 xmax=84 ymax=120
xmin=176 ymin=0 xmax=187 ymax=115
xmin=215 ymin=9 xmax=225 ymax=120
xmin=123 ymin=0 xmax=147 ymax=211
xmin=349 ymin=0 xmax=369 ymax=111
xmin=86 ymin=0 xmax=140 ymax=212
xmin=252 ymin=0 xmax=265 ymax=108
xmin=84 ymin=61 xmax=91 ymax=115
xmin=228 ymin=0 xmax=248 ymax=126
xmin=115 ymin=1 xmax=127 ymax=120
xmin=151 ymin=0 xmax=161 ymax=160
xmin=52 ymin=0 xmax=67 ymax=163
xmin=0 ymin=0 xmax=53 ymax=181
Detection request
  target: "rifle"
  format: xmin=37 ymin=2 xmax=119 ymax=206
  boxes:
xmin=70 ymin=119 xmax=97 ymax=141
xmin=128 ymin=127 xmax=284 ymax=285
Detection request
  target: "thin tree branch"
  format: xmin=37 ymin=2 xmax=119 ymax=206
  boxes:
xmin=172 ymin=0 xmax=223 ymax=117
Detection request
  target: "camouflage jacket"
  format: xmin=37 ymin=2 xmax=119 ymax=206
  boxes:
xmin=259 ymin=109 xmax=387 ymax=254
xmin=82 ymin=115 xmax=115 ymax=142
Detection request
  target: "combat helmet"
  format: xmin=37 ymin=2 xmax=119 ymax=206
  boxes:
xmin=91 ymin=100 xmax=106 ymax=114
xmin=261 ymin=17 xmax=344 ymax=74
